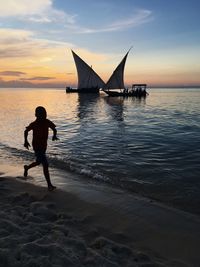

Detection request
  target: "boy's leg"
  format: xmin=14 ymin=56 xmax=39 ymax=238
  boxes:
xmin=34 ymin=150 xmax=56 ymax=191
xmin=42 ymin=164 xmax=56 ymax=191
xmin=24 ymin=162 xmax=40 ymax=177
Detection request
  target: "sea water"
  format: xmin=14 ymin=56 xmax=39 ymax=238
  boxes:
xmin=0 ymin=88 xmax=200 ymax=215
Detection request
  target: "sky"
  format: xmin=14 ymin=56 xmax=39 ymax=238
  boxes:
xmin=0 ymin=0 xmax=200 ymax=88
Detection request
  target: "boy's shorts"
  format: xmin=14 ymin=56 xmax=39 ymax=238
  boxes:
xmin=35 ymin=150 xmax=48 ymax=165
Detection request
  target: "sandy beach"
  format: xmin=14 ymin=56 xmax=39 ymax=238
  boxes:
xmin=0 ymin=164 xmax=200 ymax=267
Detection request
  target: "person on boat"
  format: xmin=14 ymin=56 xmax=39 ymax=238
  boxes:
xmin=23 ymin=106 xmax=58 ymax=191
xmin=123 ymin=88 xmax=128 ymax=94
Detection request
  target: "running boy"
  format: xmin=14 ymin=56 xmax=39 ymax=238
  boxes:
xmin=24 ymin=106 xmax=58 ymax=191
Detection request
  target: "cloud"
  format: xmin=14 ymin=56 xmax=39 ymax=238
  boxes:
xmin=0 ymin=78 xmax=32 ymax=87
xmin=65 ymin=9 xmax=153 ymax=34
xmin=0 ymin=1 xmax=152 ymax=36
xmin=0 ymin=0 xmax=51 ymax=17
xmin=0 ymin=71 xmax=26 ymax=76
xmin=0 ymin=29 xmax=37 ymax=58
xmin=108 ymin=9 xmax=153 ymax=30
xmin=0 ymin=28 xmax=73 ymax=59
xmin=0 ymin=27 xmax=76 ymax=87
xmin=28 ymin=16 xmax=52 ymax=23
xmin=0 ymin=78 xmax=65 ymax=88
xmin=0 ymin=0 xmax=76 ymax=25
xmin=26 ymin=10 xmax=76 ymax=24
xmin=20 ymin=76 xmax=55 ymax=81
xmin=0 ymin=29 xmax=33 ymax=44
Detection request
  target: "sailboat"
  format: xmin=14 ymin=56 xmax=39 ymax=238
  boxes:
xmin=103 ymin=48 xmax=148 ymax=97
xmin=66 ymin=50 xmax=105 ymax=93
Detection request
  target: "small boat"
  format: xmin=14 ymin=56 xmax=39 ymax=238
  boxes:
xmin=103 ymin=48 xmax=148 ymax=98
xmin=66 ymin=50 xmax=105 ymax=94
xmin=105 ymin=84 xmax=148 ymax=97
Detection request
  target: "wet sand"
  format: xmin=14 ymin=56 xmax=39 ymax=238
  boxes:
xmin=0 ymin=166 xmax=200 ymax=266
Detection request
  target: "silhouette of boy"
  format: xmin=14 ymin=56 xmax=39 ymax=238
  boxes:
xmin=24 ymin=106 xmax=58 ymax=191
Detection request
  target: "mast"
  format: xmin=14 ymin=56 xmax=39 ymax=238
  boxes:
xmin=71 ymin=50 xmax=105 ymax=90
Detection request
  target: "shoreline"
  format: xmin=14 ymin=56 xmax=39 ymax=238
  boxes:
xmin=1 ymin=143 xmax=200 ymax=218
xmin=0 ymin=164 xmax=200 ymax=266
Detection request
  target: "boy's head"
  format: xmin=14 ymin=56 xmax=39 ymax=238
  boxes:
xmin=35 ymin=106 xmax=47 ymax=120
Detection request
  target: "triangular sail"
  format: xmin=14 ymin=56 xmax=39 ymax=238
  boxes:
xmin=104 ymin=50 xmax=130 ymax=90
xmin=72 ymin=50 xmax=105 ymax=90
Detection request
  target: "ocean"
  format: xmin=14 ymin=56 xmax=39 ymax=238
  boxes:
xmin=0 ymin=88 xmax=200 ymax=215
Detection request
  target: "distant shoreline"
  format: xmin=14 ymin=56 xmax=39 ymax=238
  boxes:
xmin=0 ymin=86 xmax=200 ymax=89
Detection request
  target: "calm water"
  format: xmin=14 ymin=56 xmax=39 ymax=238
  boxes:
xmin=0 ymin=88 xmax=200 ymax=214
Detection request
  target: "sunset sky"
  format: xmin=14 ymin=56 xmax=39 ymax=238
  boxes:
xmin=0 ymin=0 xmax=200 ymax=88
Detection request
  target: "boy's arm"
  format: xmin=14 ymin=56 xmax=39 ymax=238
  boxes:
xmin=48 ymin=120 xmax=58 ymax=141
xmin=52 ymin=127 xmax=58 ymax=141
xmin=24 ymin=128 xmax=31 ymax=149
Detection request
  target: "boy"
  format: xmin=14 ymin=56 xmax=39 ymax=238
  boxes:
xmin=24 ymin=106 xmax=58 ymax=191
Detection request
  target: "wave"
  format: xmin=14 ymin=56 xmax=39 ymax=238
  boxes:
xmin=1 ymin=143 xmax=200 ymax=216
xmin=0 ymin=143 xmax=157 ymax=193
xmin=0 ymin=142 xmax=110 ymax=184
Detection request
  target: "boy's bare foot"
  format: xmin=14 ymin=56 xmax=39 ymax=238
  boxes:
xmin=48 ymin=185 xmax=56 ymax=191
xmin=24 ymin=165 xmax=28 ymax=177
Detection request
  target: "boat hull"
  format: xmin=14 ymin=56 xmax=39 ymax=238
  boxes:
xmin=104 ymin=90 xmax=148 ymax=97
xmin=66 ymin=87 xmax=100 ymax=93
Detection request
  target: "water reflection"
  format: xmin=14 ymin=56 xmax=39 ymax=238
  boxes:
xmin=76 ymin=94 xmax=99 ymax=120
xmin=103 ymin=96 xmax=125 ymax=121
xmin=103 ymin=95 xmax=147 ymax=122
xmin=130 ymin=95 xmax=147 ymax=106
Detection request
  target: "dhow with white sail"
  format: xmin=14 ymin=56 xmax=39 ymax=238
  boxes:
xmin=66 ymin=50 xmax=105 ymax=93
xmin=103 ymin=48 xmax=148 ymax=97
